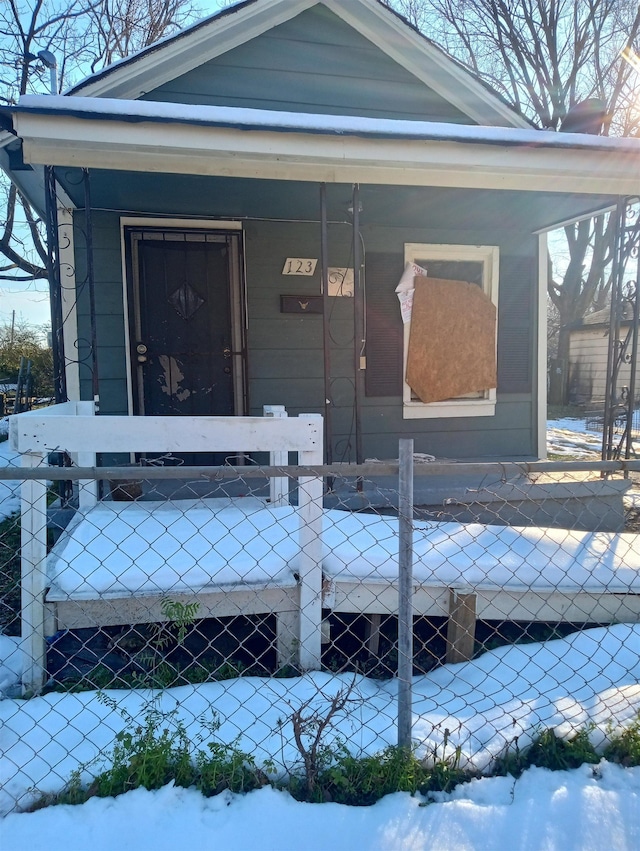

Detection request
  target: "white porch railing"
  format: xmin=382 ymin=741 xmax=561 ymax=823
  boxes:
xmin=9 ymin=404 xmax=323 ymax=692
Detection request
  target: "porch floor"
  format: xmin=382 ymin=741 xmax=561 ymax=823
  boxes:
xmin=46 ymin=497 xmax=640 ymax=603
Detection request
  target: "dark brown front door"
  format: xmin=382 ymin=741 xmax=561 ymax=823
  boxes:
xmin=130 ymin=231 xmax=240 ymax=420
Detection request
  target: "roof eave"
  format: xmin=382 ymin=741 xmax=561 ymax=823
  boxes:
xmin=12 ymin=111 xmax=640 ymax=199
xmin=0 ymin=127 xmax=48 ymax=216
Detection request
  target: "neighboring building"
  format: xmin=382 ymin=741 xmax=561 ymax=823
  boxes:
xmin=568 ymin=306 xmax=633 ymax=406
xmin=1 ymin=0 xmax=639 ymax=463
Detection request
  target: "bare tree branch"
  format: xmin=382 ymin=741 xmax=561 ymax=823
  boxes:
xmin=0 ymin=0 xmax=200 ymax=289
xmin=386 ymin=0 xmax=640 ymax=398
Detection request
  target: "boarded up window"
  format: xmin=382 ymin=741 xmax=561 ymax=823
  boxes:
xmin=406 ymin=276 xmax=497 ymax=403
xmin=365 ymin=245 xmax=514 ymax=411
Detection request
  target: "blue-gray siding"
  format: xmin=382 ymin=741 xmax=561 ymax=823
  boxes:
xmin=144 ymin=5 xmax=473 ymax=123
xmin=74 ymin=206 xmax=539 ymax=461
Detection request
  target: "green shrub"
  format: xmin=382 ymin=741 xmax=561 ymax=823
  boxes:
xmin=288 ymin=743 xmax=468 ymax=807
xmin=495 ymin=728 xmax=599 ymax=777
xmin=296 ymin=744 xmax=467 ymax=806
xmin=33 ymin=703 xmax=269 ymax=808
xmin=525 ymin=728 xmax=599 ymax=771
xmin=89 ymin=709 xmax=196 ymax=798
xmin=30 ymin=708 xmax=640 ymax=813
xmin=604 ymin=715 xmax=640 ymax=766
xmin=196 ymin=742 xmax=269 ymax=796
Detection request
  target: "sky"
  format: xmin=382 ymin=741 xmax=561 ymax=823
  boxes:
xmin=0 ymin=282 xmax=51 ymax=329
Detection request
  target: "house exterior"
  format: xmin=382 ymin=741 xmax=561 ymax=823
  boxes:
xmin=2 ymin=0 xmax=639 ymax=465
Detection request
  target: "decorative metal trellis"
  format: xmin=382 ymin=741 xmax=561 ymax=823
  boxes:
xmin=602 ymin=197 xmax=640 ymax=461
xmin=44 ymin=166 xmax=100 ymax=409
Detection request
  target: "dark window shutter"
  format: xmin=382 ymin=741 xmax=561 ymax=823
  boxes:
xmin=497 ymin=255 xmax=534 ymax=394
xmin=365 ymin=253 xmax=404 ymax=396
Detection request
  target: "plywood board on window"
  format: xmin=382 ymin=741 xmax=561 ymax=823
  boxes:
xmin=406 ymin=276 xmax=496 ymax=404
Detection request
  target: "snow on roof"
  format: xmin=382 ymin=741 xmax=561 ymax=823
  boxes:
xmin=577 ymin=304 xmax=634 ymax=327
xmin=13 ymin=94 xmax=640 ymax=153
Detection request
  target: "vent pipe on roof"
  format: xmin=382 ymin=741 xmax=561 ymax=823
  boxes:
xmin=560 ymin=98 xmax=608 ymax=135
xmin=36 ymin=50 xmax=58 ymax=95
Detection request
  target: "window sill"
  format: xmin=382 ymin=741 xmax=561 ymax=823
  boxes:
xmin=402 ymin=400 xmax=496 ymax=419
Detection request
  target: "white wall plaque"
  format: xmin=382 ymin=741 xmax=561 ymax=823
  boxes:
xmin=328 ymin=267 xmax=354 ymax=297
xmin=282 ymin=258 xmax=318 ymax=276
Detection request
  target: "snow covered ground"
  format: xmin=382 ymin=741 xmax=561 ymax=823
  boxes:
xmin=1 ymin=624 xmax=640 ymax=847
xmin=2 ymin=415 xmax=640 ymax=847
xmin=2 ymin=764 xmax=639 ymax=851
xmin=547 ymin=417 xmax=602 ymax=458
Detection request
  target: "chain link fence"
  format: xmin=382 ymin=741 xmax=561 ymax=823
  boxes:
xmin=2 ymin=418 xmax=640 ymax=812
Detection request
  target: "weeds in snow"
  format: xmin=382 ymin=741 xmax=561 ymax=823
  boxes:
xmin=604 ymin=714 xmax=640 ymax=766
xmin=26 ymin=697 xmax=640 ymax=812
xmin=495 ymin=728 xmax=600 ymax=777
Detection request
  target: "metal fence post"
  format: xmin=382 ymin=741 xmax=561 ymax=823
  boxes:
xmin=398 ymin=438 xmax=414 ymax=749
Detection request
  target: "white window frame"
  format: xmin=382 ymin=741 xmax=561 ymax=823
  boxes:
xmin=402 ymin=243 xmax=499 ymax=419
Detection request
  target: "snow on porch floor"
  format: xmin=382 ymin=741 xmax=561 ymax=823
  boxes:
xmin=45 ymin=497 xmax=640 ymax=602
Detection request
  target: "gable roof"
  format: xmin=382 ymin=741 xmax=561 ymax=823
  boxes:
xmin=67 ymin=0 xmax=530 ymax=129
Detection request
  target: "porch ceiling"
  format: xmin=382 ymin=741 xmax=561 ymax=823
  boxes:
xmin=55 ymin=169 xmax=618 ymax=234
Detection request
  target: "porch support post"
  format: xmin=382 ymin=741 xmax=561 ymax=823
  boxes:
xmin=446 ymin=589 xmax=477 ymax=664
xmin=57 ymin=203 xmax=80 ymax=401
xmin=76 ymin=400 xmax=98 ymax=511
xmin=20 ymin=451 xmax=48 ymax=694
xmin=537 ymin=232 xmax=548 ymax=460
xmin=320 ymin=183 xmax=333 ymax=465
xmin=276 ymin=608 xmax=300 ymax=670
xmin=624 ymin=205 xmax=640 ymax=461
xmin=602 ymin=198 xmax=627 ymax=460
xmin=264 ymin=404 xmax=289 ymax=507
xmin=297 ymin=414 xmax=324 ymax=670
xmin=352 ymin=183 xmax=364 ymax=466
xmin=83 ymin=168 xmax=100 ymax=408
xmin=44 ymin=166 xmax=67 ymax=404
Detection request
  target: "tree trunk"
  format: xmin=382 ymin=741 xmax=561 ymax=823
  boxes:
xmin=549 ymin=323 xmax=571 ymax=405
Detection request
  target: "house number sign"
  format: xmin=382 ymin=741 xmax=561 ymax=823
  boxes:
xmin=282 ymin=258 xmax=318 ymax=276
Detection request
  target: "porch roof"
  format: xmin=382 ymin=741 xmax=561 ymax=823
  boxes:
xmin=2 ymin=96 xmax=639 ymax=207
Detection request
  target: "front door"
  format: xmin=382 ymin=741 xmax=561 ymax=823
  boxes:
xmin=129 ymin=229 xmax=244 ymax=421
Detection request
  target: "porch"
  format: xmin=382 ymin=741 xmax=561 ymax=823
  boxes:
xmin=9 ymin=402 xmax=640 ymax=694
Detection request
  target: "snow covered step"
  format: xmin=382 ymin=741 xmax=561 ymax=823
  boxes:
xmin=42 ymin=497 xmax=640 ymax=668
xmin=46 ymin=497 xmax=640 ymax=603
